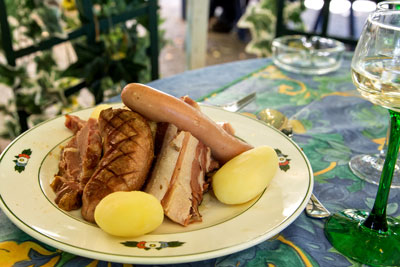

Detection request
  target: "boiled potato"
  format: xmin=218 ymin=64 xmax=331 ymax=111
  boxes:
xmin=90 ymin=104 xmax=112 ymax=119
xmin=212 ymin=145 xmax=278 ymax=205
xmin=94 ymin=191 xmax=164 ymax=237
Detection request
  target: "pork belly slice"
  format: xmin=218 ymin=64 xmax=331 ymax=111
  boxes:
xmin=81 ymin=108 xmax=154 ymax=223
xmin=145 ymin=124 xmax=182 ymax=200
xmin=51 ymin=116 xmax=102 ymax=211
xmin=145 ymin=124 xmax=219 ymax=226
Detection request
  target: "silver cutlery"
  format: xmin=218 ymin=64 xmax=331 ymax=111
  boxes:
xmin=258 ymin=108 xmax=293 ymax=137
xmin=305 ymin=193 xmax=331 ymax=218
xmin=217 ymin=94 xmax=330 ymax=219
xmin=219 ymin=92 xmax=256 ymax=112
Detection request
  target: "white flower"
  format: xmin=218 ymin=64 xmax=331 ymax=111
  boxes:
xmin=144 ymin=242 xmax=162 ymax=249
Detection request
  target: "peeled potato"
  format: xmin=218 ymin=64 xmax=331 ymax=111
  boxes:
xmin=94 ymin=191 xmax=164 ymax=237
xmin=90 ymin=104 xmax=112 ymax=119
xmin=212 ymin=145 xmax=278 ymax=205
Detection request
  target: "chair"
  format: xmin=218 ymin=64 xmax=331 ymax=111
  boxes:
xmin=0 ymin=0 xmax=159 ymax=131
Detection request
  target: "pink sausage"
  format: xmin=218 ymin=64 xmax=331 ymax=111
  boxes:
xmin=121 ymin=83 xmax=253 ymax=163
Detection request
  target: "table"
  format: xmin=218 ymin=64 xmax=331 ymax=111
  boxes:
xmin=1 ymin=53 xmax=399 ymax=266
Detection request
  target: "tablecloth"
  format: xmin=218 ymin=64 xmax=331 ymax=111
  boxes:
xmin=1 ymin=53 xmax=398 ymax=266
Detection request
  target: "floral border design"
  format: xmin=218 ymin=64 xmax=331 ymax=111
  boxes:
xmin=275 ymin=149 xmax=291 ymax=172
xmin=121 ymin=241 xmax=185 ymax=250
xmin=13 ymin=149 xmax=32 ymax=173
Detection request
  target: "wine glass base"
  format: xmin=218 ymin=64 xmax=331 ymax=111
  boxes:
xmin=325 ymin=209 xmax=400 ymax=266
xmin=349 ymin=154 xmax=400 ymax=188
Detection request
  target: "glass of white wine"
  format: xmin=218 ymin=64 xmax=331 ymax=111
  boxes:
xmin=348 ymin=0 xmax=400 ymax=188
xmin=324 ymin=8 xmax=400 ymax=266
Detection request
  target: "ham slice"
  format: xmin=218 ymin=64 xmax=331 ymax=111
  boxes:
xmin=51 ymin=116 xmax=102 ymax=211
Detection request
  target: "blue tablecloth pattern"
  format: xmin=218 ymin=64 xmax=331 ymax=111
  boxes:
xmin=1 ymin=54 xmax=398 ymax=266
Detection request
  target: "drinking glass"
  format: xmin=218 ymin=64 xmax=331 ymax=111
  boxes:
xmin=349 ymin=126 xmax=400 ymax=188
xmin=324 ymin=9 xmax=400 ymax=266
xmin=348 ymin=1 xmax=400 ymax=188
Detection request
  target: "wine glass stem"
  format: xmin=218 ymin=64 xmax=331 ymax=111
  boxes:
xmin=377 ymin=122 xmax=391 ymax=165
xmin=363 ymin=109 xmax=400 ymax=232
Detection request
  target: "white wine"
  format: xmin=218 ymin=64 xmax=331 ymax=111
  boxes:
xmin=352 ymin=57 xmax=400 ymax=112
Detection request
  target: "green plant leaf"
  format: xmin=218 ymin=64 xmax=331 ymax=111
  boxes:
xmin=35 ymin=52 xmax=57 ymax=73
xmin=0 ymin=64 xmax=27 ymax=86
xmin=1 ymin=0 xmax=166 ymax=138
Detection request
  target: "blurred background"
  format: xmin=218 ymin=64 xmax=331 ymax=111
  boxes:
xmin=0 ymin=0 xmax=379 ymax=151
xmin=159 ymin=0 xmax=376 ymax=77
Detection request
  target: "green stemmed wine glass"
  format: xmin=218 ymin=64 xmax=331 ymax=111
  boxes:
xmin=348 ymin=1 xmax=400 ymax=190
xmin=324 ymin=8 xmax=400 ymax=266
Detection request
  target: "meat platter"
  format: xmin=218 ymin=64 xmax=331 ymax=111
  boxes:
xmin=0 ymin=102 xmax=313 ymax=264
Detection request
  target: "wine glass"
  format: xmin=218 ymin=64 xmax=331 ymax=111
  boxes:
xmin=348 ymin=1 xmax=400 ymax=188
xmin=324 ymin=8 xmax=400 ymax=266
xmin=349 ymin=126 xmax=400 ymax=188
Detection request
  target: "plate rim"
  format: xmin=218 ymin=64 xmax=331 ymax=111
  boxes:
xmin=0 ymin=103 xmax=314 ymax=264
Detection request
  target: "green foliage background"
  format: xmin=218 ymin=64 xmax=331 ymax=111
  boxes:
xmin=238 ymin=0 xmax=305 ymax=57
xmin=0 ymin=0 xmax=165 ymax=140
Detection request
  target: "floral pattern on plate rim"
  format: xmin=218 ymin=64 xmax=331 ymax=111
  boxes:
xmin=13 ymin=149 xmax=32 ymax=173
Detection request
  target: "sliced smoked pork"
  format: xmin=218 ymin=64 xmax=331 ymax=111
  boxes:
xmin=51 ymin=115 xmax=102 ymax=211
xmin=145 ymin=97 xmax=220 ymax=226
xmin=145 ymin=123 xmax=219 ymax=226
xmin=81 ymin=108 xmax=154 ymax=222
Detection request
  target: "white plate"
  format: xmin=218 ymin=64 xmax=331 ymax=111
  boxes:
xmin=0 ymin=104 xmax=313 ymax=264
